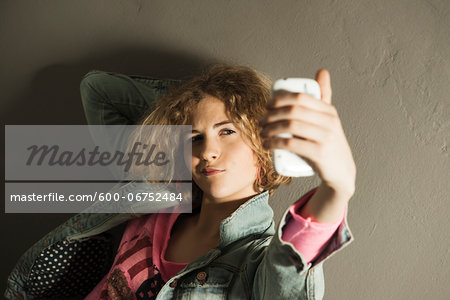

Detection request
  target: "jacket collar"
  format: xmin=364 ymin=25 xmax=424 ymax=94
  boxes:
xmin=69 ymin=189 xmax=273 ymax=248
xmin=217 ymin=190 xmax=273 ymax=248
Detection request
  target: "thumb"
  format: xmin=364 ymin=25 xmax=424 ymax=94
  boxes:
xmin=315 ymin=69 xmax=332 ymax=104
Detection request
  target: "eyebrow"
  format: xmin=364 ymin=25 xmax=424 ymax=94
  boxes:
xmin=191 ymin=120 xmax=234 ymax=133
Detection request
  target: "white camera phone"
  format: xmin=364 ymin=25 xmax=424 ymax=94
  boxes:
xmin=270 ymin=78 xmax=321 ymax=177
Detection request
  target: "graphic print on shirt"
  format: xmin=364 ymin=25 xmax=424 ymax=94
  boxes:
xmin=135 ymin=270 xmax=165 ymax=300
xmin=98 ymin=234 xmax=166 ymax=300
xmin=106 ymin=268 xmax=133 ymax=299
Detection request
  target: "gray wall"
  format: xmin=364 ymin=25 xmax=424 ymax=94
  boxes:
xmin=1 ymin=0 xmax=449 ymax=299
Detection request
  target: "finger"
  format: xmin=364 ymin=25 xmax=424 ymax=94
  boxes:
xmin=267 ymin=93 xmax=336 ymax=115
xmin=263 ymin=136 xmax=319 ymax=163
xmin=261 ymin=105 xmax=335 ymax=128
xmin=260 ymin=119 xmax=328 ymax=144
xmin=315 ymin=69 xmax=332 ymax=104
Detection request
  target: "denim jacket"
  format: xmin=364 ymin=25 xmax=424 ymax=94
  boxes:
xmin=5 ymin=188 xmax=353 ymax=300
xmin=4 ymin=70 xmax=354 ymax=299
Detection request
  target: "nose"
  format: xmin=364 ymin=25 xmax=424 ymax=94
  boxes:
xmin=199 ymin=137 xmax=220 ymax=162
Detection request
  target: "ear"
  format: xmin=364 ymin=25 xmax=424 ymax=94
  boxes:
xmin=315 ymin=69 xmax=332 ymax=104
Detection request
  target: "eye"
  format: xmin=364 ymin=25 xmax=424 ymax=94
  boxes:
xmin=187 ymin=129 xmax=236 ymax=143
xmin=184 ymin=134 xmax=202 ymax=144
xmin=222 ymin=129 xmax=235 ymax=135
xmin=191 ymin=135 xmax=202 ymax=142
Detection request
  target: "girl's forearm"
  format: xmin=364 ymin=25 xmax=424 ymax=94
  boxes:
xmin=299 ymin=182 xmax=353 ymax=223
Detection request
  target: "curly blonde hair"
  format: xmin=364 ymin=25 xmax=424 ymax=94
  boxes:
xmin=135 ymin=63 xmax=292 ymax=202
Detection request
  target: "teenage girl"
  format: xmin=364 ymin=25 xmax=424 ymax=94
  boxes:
xmin=5 ymin=64 xmax=355 ymax=300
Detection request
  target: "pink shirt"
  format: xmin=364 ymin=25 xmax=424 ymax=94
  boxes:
xmin=281 ymin=187 xmax=346 ymax=263
xmin=86 ymin=188 xmax=345 ymax=299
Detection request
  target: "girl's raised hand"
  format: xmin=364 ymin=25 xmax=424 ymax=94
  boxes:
xmin=259 ymin=69 xmax=356 ymax=197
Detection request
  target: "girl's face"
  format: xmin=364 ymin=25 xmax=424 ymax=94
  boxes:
xmin=184 ymin=96 xmax=260 ymax=203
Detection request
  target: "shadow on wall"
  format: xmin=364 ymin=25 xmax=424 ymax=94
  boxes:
xmin=2 ymin=47 xmax=218 ymax=125
xmin=1 ymin=46 xmax=217 ymax=298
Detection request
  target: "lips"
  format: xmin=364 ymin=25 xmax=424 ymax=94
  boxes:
xmin=201 ymin=168 xmax=225 ymax=176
